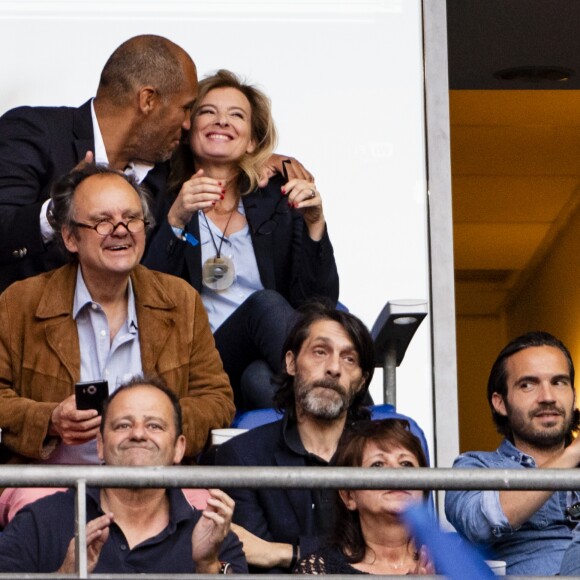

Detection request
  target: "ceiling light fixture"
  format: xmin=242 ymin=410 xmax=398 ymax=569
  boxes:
xmin=371 ymin=299 xmax=428 ymax=406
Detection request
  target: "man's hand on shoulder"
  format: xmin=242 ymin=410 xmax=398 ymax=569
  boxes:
xmin=74 ymin=151 xmax=94 ymax=171
xmin=48 ymin=394 xmax=101 ymax=445
xmin=192 ymin=489 xmax=234 ymax=573
xmin=258 ymin=154 xmax=313 ymax=188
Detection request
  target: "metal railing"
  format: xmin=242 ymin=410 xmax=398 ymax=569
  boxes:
xmin=0 ymin=465 xmax=579 ymax=579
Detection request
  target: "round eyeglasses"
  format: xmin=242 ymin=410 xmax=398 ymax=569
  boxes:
xmin=71 ymin=218 xmax=149 ymax=236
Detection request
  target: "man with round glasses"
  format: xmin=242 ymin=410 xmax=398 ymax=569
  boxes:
xmin=0 ymin=163 xmax=234 ymax=525
xmin=69 ymin=217 xmax=149 ymax=236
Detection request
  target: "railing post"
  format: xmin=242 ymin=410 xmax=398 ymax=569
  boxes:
xmin=383 ymin=340 xmax=398 ymax=406
xmin=75 ymin=478 xmax=88 ymax=579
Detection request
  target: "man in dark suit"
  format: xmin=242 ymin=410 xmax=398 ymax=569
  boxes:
xmin=214 ymin=303 xmax=375 ymax=573
xmin=0 ymin=34 xmax=198 ymax=292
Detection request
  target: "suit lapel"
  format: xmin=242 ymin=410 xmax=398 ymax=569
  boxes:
xmin=36 ymin=264 xmax=81 ymax=383
xmin=72 ymin=100 xmax=95 ymax=162
xmin=186 ymin=213 xmax=203 ymax=292
xmin=143 ymin=162 xmax=171 ymax=218
xmin=132 ymin=267 xmax=177 ymax=373
xmin=243 ymin=191 xmax=276 ymax=290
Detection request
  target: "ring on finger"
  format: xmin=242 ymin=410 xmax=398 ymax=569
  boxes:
xmin=308 ymin=189 xmax=316 ymax=199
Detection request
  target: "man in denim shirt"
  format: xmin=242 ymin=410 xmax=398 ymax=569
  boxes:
xmin=445 ymin=332 xmax=580 ymax=576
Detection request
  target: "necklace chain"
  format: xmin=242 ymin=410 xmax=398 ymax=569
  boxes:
xmin=202 ymin=207 xmax=236 ymax=259
xmin=367 ymin=545 xmax=419 ymax=571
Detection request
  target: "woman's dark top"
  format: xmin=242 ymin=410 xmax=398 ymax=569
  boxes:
xmin=143 ymin=173 xmax=339 ymax=307
xmin=294 ymin=545 xmax=367 ymax=575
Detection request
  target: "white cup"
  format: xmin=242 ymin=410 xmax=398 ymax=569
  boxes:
xmin=485 ymin=560 xmax=506 ymax=576
xmin=211 ymin=428 xmax=248 ymax=446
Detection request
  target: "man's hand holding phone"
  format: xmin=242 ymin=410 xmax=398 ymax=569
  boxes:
xmin=75 ymin=380 xmax=108 ymax=414
xmin=48 ymin=393 xmax=102 ymax=445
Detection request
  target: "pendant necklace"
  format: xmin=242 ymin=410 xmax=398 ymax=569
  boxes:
xmin=201 ymin=205 xmax=236 ymax=290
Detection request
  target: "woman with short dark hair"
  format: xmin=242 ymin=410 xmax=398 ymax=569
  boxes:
xmin=295 ymin=419 xmax=434 ymax=575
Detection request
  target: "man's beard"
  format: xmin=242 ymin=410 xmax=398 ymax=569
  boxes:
xmin=506 ymin=400 xmax=573 ymax=449
xmin=134 ymin=124 xmax=179 ymax=165
xmin=295 ymin=375 xmax=355 ymax=421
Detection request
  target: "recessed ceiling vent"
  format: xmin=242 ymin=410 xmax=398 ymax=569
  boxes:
xmin=493 ymin=66 xmax=574 ymax=82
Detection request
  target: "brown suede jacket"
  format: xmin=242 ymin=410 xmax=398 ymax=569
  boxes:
xmin=0 ymin=263 xmax=234 ymax=463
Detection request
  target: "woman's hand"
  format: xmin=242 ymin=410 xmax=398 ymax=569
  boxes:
xmin=412 ymin=546 xmax=436 ymax=575
xmin=283 ymin=179 xmax=325 ymax=241
xmin=167 ymin=169 xmax=224 ymax=230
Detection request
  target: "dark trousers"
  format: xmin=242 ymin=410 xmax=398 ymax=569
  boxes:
xmin=214 ymin=290 xmax=299 ymax=410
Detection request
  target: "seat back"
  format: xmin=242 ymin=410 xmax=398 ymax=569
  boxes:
xmin=232 ymin=408 xmax=283 ymax=429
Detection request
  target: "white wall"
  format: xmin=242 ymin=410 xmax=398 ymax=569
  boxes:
xmin=0 ymin=0 xmax=434 ymax=456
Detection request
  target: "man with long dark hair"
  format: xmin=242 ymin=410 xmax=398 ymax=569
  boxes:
xmin=445 ymin=331 xmax=580 ymax=576
xmin=215 ymin=302 xmax=375 ymax=573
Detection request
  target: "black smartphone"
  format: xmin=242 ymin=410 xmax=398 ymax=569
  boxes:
xmin=75 ymin=380 xmax=109 ymax=414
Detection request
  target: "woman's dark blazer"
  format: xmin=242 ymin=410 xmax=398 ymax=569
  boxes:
xmin=143 ymin=173 xmax=339 ymax=307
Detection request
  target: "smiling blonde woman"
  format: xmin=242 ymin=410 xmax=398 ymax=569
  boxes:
xmin=144 ymin=69 xmax=339 ymax=410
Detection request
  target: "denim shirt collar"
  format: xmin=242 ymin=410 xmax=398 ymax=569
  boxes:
xmin=498 ymin=438 xmax=537 ymax=468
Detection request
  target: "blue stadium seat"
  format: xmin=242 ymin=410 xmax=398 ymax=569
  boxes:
xmin=232 ymin=408 xmax=283 ymax=429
